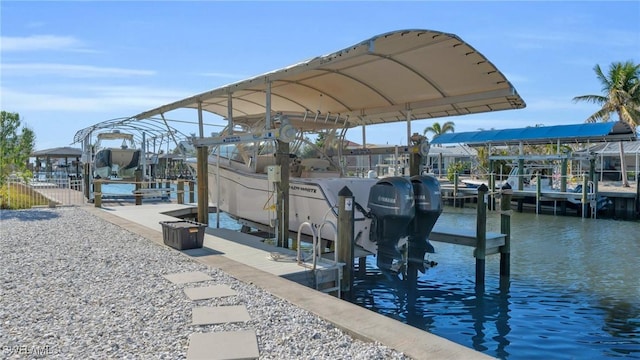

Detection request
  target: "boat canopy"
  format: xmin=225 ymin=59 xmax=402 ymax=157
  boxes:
xmin=430 ymin=121 xmax=637 ymax=146
xmin=132 ymin=29 xmax=525 ymax=130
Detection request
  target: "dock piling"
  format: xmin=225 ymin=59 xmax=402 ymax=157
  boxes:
xmin=337 ymin=186 xmax=355 ymax=301
xmin=500 ymin=184 xmax=512 ymax=282
xmin=475 ymin=184 xmax=488 ymax=293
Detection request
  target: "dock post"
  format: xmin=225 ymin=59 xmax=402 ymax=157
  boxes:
xmin=275 ymin=140 xmax=290 ymax=248
xmin=177 ymin=180 xmax=184 ymax=204
xmin=560 ymin=158 xmax=568 ymax=215
xmin=197 ymin=146 xmax=209 ymax=225
xmin=337 ymin=186 xmax=355 ymax=301
xmin=475 ymin=184 xmax=488 ymax=293
xmin=581 ymin=174 xmax=588 ymax=218
xmin=489 ymin=173 xmax=496 ymax=211
xmin=94 ymin=181 xmax=102 ymax=208
xmin=500 ymin=183 xmax=512 ymax=285
xmin=189 ymin=180 xmax=195 ymax=203
xmin=536 ymin=173 xmax=542 ymax=214
xmin=453 ymin=172 xmax=459 ymax=207
xmin=135 ymin=170 xmax=142 ymax=205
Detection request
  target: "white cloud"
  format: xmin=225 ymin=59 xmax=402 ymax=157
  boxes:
xmin=0 ymin=85 xmax=192 ymax=113
xmin=2 ymin=63 xmax=155 ymax=78
xmin=1 ymin=34 xmax=90 ymax=52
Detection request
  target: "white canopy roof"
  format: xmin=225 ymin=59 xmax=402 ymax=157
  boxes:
xmin=133 ymin=29 xmax=525 ymax=130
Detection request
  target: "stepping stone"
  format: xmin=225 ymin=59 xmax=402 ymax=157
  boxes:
xmin=186 ymin=330 xmax=259 ymax=360
xmin=163 ymin=271 xmax=213 ymax=284
xmin=192 ymin=305 xmax=251 ymax=325
xmin=185 ymin=285 xmax=237 ymax=300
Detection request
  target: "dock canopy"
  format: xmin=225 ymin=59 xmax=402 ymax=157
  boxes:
xmin=31 ymin=147 xmax=83 ymax=157
xmin=430 ymin=121 xmax=637 ymax=146
xmin=132 ymin=29 xmax=525 ymax=129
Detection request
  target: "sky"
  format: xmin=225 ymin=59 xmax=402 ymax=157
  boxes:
xmin=1 ymin=1 xmax=639 ymax=151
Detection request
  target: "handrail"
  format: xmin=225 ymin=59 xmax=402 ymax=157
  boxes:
xmin=296 ymin=222 xmax=317 ymax=267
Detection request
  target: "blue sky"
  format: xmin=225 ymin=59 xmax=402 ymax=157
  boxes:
xmin=1 ymin=1 xmax=639 ymax=151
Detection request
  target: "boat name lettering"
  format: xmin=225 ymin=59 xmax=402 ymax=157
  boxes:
xmin=290 ymin=185 xmax=317 ymax=193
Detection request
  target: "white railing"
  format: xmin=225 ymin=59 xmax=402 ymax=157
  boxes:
xmin=3 ymin=176 xmax=86 ymax=209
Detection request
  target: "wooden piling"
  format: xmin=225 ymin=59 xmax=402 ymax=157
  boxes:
xmin=536 ymin=173 xmax=542 ymax=214
xmin=177 ymin=180 xmax=184 ymax=204
xmin=275 ymin=140 xmax=290 ymax=248
xmin=337 ymin=186 xmax=355 ymax=301
xmin=135 ymin=170 xmax=142 ymax=205
xmin=581 ymin=174 xmax=588 ymax=218
xmin=500 ymin=185 xmax=512 ymax=279
xmin=94 ymin=180 xmax=102 ymax=208
xmin=197 ymin=146 xmax=209 ymax=225
xmin=475 ymin=184 xmax=488 ymax=292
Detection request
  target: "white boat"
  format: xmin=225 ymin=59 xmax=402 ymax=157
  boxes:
xmin=93 ymin=130 xmax=141 ymax=180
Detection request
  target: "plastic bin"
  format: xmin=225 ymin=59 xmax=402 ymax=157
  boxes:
xmin=159 ymin=220 xmax=206 ymax=250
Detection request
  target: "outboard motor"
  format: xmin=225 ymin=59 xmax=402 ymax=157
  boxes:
xmin=367 ymin=176 xmax=414 ymax=272
xmin=408 ymin=175 xmax=442 ymax=273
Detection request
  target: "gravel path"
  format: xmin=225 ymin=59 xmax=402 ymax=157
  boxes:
xmin=0 ymin=207 xmax=408 ymax=359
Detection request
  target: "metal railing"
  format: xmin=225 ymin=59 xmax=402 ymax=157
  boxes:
xmin=2 ymin=176 xmax=86 ymax=209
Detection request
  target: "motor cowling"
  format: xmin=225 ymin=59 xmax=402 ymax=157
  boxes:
xmin=408 ymin=175 xmax=443 ymax=273
xmin=367 ymin=176 xmax=414 ymax=271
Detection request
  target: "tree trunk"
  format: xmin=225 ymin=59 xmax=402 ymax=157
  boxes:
xmin=619 ymin=141 xmax=630 ymax=187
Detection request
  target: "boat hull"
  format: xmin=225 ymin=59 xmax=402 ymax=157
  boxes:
xmin=201 ymin=160 xmax=380 ymax=254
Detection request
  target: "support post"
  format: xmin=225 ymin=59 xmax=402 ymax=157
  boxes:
xmin=453 ymin=172 xmax=459 ymax=207
xmin=94 ymin=180 xmax=102 ymax=208
xmin=489 ymin=173 xmax=496 ymax=211
xmin=560 ymin=158 xmax=568 ymax=215
xmin=500 ymin=184 xmax=512 ymax=283
xmin=276 ymin=141 xmax=290 ymax=248
xmin=189 ymin=180 xmax=195 ymax=203
xmin=475 ymin=184 xmax=488 ymax=293
xmin=338 ymin=186 xmax=354 ymax=301
xmin=581 ymin=173 xmax=588 ymax=218
xmin=197 ymin=146 xmax=209 ymax=225
xmin=535 ymin=173 xmax=541 ymax=214
xmin=177 ymin=180 xmax=184 ymax=204
xmin=83 ymin=163 xmax=91 ymax=200
xmin=135 ymin=169 xmax=142 ymax=205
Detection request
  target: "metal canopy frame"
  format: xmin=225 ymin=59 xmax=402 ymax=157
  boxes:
xmin=131 ymin=29 xmax=525 ymax=130
xmin=73 ymin=117 xmax=191 ymax=146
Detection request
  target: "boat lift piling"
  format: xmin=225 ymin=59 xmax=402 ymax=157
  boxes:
xmin=337 ymin=187 xmax=355 ymax=301
xmin=499 ymin=184 xmax=513 ymax=288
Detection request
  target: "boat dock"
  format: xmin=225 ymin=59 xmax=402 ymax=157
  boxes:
xmin=85 ymin=202 xmax=493 ymax=360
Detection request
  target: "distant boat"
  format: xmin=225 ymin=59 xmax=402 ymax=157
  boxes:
xmin=93 ymin=130 xmax=141 ymax=180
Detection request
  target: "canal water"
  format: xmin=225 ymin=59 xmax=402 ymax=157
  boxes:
xmin=353 ymin=207 xmax=640 ymax=359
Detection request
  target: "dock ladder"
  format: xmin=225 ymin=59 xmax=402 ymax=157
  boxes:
xmin=296 ymin=221 xmax=344 ymax=296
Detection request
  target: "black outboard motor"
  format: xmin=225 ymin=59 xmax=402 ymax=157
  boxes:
xmin=408 ymin=175 xmax=442 ymax=273
xmin=367 ymin=176 xmax=414 ymax=272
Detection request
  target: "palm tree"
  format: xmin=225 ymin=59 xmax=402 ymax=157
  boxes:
xmin=423 ymin=121 xmax=455 ymax=177
xmin=423 ymin=121 xmax=455 ymax=142
xmin=573 ymin=61 xmax=640 ymax=187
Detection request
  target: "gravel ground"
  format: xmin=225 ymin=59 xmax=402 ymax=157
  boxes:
xmin=0 ymin=207 xmax=408 ymax=359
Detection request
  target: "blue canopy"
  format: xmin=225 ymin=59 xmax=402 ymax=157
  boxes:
xmin=430 ymin=121 xmax=636 ymax=146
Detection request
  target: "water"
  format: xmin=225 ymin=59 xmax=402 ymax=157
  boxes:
xmin=353 ymin=207 xmax=640 ymax=359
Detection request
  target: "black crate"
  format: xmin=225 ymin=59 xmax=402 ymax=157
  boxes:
xmin=159 ymin=220 xmax=206 ymax=250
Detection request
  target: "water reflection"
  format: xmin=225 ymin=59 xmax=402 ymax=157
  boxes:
xmin=353 ymin=208 xmax=640 ymax=359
